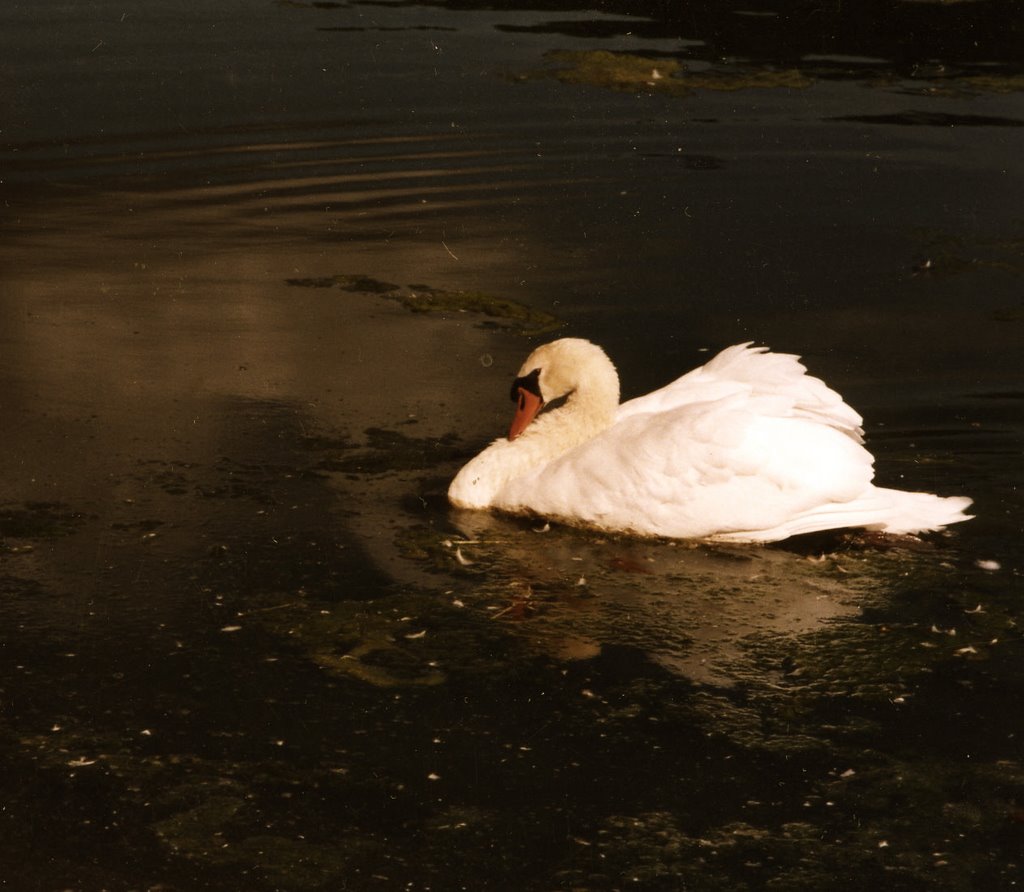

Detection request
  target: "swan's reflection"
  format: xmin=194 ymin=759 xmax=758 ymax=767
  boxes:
xmin=444 ymin=509 xmax=889 ymax=685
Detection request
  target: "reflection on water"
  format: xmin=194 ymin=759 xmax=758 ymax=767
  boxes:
xmin=440 ymin=513 xmax=867 ymax=682
xmin=2 ymin=0 xmax=1023 ymax=888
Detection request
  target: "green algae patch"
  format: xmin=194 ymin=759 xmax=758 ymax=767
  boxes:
xmin=961 ymin=73 xmax=1024 ymax=94
xmin=334 ymin=274 xmax=402 ymax=294
xmin=683 ymin=67 xmax=812 ymax=92
xmin=543 ymin=50 xmax=691 ymax=95
xmin=285 ymin=274 xmax=560 ymax=335
xmin=396 ymin=283 xmax=560 ymax=333
xmin=537 ymin=50 xmax=812 ymax=96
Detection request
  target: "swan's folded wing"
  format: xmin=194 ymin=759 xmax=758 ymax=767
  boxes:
xmin=503 ymin=394 xmax=876 ymax=540
xmin=617 ymin=343 xmax=864 ymax=442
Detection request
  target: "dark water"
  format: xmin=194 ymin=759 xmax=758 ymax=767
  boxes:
xmin=2 ymin=1 xmax=1023 ymax=889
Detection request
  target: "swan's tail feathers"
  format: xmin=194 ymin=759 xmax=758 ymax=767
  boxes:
xmin=868 ymin=490 xmax=974 ymax=535
xmin=710 ymin=488 xmax=973 ymax=543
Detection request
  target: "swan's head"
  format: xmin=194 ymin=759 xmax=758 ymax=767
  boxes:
xmin=507 ymin=338 xmax=619 ymax=440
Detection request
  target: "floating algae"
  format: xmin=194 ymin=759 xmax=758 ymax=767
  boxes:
xmin=532 ymin=49 xmax=1024 ymax=102
xmin=540 ymin=50 xmax=691 ymax=95
xmin=285 ymin=275 xmax=560 ymax=335
xmin=960 ymin=73 xmax=1024 ymax=94
xmin=535 ymin=50 xmax=812 ymax=96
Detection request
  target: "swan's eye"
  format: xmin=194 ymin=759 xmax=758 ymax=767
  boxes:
xmin=510 ymin=367 xmax=542 ymax=402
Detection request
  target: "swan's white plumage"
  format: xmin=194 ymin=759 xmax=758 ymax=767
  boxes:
xmin=448 ymin=339 xmax=972 ymax=542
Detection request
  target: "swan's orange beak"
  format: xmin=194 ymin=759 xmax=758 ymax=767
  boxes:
xmin=508 ymin=387 xmax=544 ymax=440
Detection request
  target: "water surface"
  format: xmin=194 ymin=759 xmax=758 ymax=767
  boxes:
xmin=2 ymin=0 xmax=1023 ymax=888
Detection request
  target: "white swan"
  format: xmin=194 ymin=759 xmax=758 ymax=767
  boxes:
xmin=448 ymin=339 xmax=972 ymax=542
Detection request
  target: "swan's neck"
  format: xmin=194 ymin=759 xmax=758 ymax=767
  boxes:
xmin=531 ymin=377 xmax=618 ymax=453
xmin=448 ymin=356 xmax=619 ymax=510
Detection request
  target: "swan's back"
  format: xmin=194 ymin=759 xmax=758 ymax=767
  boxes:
xmin=616 ymin=343 xmax=864 ymax=442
